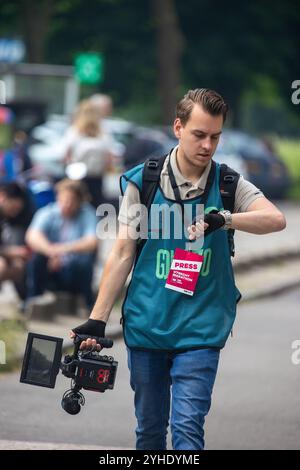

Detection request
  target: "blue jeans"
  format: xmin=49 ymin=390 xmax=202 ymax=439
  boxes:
xmin=27 ymin=253 xmax=95 ymax=309
xmin=127 ymin=347 xmax=220 ymax=450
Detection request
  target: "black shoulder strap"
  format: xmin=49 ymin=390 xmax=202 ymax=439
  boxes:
xmin=141 ymin=153 xmax=169 ymax=209
xmin=219 ymin=163 xmax=240 ymax=257
xmin=219 ymin=163 xmax=239 ymax=212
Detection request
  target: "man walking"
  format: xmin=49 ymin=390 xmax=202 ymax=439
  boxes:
xmin=71 ymin=89 xmax=286 ymax=450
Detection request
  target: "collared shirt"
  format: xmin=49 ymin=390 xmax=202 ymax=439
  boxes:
xmin=160 ymin=147 xmax=212 ymax=200
xmin=118 ymin=146 xmax=264 ymax=227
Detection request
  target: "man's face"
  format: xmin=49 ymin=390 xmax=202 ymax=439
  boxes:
xmin=174 ymin=103 xmax=223 ymax=169
xmin=0 ymin=195 xmax=24 ymax=218
xmin=57 ymin=190 xmax=81 ymax=218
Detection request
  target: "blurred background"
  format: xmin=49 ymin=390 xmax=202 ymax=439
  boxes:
xmin=0 ymin=0 xmax=300 ymax=451
xmin=0 ymin=0 xmax=299 ymax=198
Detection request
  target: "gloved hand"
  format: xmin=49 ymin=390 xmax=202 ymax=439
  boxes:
xmin=203 ymin=210 xmax=225 ymax=236
xmin=70 ymin=318 xmax=106 ymax=351
xmin=72 ymin=318 xmax=106 ymax=339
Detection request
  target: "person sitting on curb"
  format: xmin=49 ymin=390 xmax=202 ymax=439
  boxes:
xmin=25 ymin=179 xmax=98 ymax=313
xmin=0 ymin=182 xmax=33 ymax=301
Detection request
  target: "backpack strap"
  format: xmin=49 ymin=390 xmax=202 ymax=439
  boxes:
xmin=219 ymin=163 xmax=240 ymax=257
xmin=141 ymin=153 xmax=169 ymax=209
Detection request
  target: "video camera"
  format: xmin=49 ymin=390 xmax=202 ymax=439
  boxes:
xmin=20 ymin=332 xmax=118 ymax=415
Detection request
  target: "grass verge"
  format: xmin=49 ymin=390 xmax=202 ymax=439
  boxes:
xmin=276 ymin=139 xmax=300 ymax=199
xmin=0 ymin=316 xmax=27 ymax=373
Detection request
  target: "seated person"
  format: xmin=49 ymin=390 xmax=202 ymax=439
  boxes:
xmin=26 ymin=179 xmax=98 ymax=311
xmin=0 ymin=182 xmax=33 ymax=300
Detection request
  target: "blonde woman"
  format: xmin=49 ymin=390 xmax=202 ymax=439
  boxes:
xmin=63 ymin=100 xmax=113 ymax=207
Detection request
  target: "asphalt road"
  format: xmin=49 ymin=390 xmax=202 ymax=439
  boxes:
xmin=1 ymin=287 xmax=300 ymax=450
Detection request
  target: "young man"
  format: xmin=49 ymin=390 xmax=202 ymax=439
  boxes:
xmin=71 ymin=89 xmax=286 ymax=450
xmin=26 ymin=179 xmax=98 ymax=310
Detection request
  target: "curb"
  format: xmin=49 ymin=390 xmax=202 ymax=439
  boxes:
xmin=241 ymin=277 xmax=300 ymax=303
xmin=233 ymin=248 xmax=300 ymax=273
xmin=0 ymin=439 xmax=132 ymax=450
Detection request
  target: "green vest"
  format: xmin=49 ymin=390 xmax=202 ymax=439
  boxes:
xmin=120 ymin=161 xmax=241 ymax=351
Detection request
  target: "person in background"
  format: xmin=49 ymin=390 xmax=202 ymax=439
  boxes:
xmin=89 ymin=94 xmax=113 ymax=119
xmin=25 ymin=179 xmax=98 ymax=311
xmin=0 ymin=182 xmax=33 ymax=300
xmin=13 ymin=129 xmax=33 ymax=174
xmin=62 ymin=100 xmax=114 ymax=208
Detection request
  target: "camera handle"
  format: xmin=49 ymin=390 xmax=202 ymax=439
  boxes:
xmin=73 ymin=334 xmax=113 ymax=355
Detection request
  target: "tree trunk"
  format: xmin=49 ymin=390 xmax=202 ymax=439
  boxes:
xmin=151 ymin=0 xmax=184 ymax=124
xmin=20 ymin=0 xmax=54 ymax=63
xmin=226 ymin=90 xmax=241 ymax=128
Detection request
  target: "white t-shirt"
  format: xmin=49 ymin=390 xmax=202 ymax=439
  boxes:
xmin=62 ymin=127 xmax=113 ymax=177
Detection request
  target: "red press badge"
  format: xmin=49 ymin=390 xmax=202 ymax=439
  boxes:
xmin=165 ymin=248 xmax=204 ymax=296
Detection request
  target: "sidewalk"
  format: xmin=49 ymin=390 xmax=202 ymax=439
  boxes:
xmin=0 ymin=439 xmax=131 ymax=450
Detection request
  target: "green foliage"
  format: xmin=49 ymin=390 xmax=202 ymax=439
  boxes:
xmin=0 ymin=317 xmax=26 ymax=373
xmin=276 ymin=139 xmax=300 ymax=199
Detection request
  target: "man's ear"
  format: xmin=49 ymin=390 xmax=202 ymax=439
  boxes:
xmin=173 ymin=118 xmax=182 ymax=139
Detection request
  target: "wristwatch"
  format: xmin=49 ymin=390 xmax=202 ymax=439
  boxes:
xmin=218 ymin=210 xmax=232 ymax=230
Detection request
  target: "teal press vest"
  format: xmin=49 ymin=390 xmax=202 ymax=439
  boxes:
xmin=120 ymin=161 xmax=241 ymax=351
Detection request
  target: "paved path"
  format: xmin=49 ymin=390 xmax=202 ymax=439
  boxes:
xmin=1 ymin=287 xmax=299 ymax=450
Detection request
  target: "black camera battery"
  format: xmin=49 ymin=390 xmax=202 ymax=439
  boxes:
xmin=75 ymin=353 xmax=118 ymax=392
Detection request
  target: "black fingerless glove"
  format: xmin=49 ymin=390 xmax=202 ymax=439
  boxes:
xmin=72 ymin=318 xmax=106 ymax=338
xmin=204 ymin=210 xmax=225 ymax=236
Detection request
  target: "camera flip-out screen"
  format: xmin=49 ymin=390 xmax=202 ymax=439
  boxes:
xmin=20 ymin=333 xmax=63 ymax=388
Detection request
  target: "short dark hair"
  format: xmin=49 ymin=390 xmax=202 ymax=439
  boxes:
xmin=0 ymin=182 xmax=28 ymax=202
xmin=176 ymin=88 xmax=228 ymax=125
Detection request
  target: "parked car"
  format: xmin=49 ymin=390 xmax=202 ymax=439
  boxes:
xmin=122 ymin=126 xmax=177 ymax=170
xmin=218 ymin=130 xmax=291 ymax=199
xmin=213 ymin=148 xmax=249 ymax=181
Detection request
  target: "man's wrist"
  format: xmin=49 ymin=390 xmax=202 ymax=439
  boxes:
xmin=218 ymin=210 xmax=232 ymax=230
xmin=90 ymin=312 xmax=109 ymax=322
xmin=90 ymin=313 xmax=104 ymax=320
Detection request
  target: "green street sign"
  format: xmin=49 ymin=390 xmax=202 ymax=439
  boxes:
xmin=74 ymin=53 xmax=104 ymax=84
